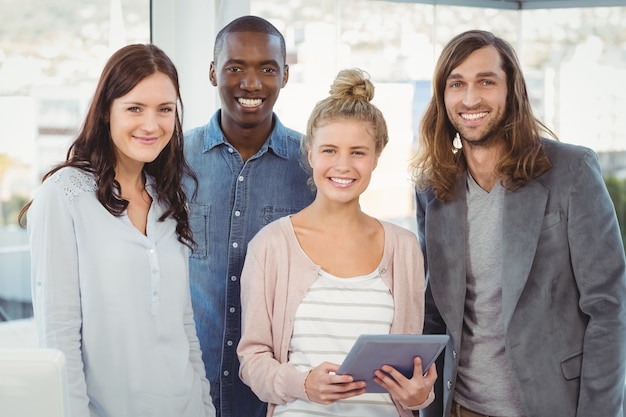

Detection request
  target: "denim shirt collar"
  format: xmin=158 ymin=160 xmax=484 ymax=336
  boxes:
xmin=202 ymin=110 xmax=291 ymax=160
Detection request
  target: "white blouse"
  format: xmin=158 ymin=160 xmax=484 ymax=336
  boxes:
xmin=27 ymin=167 xmax=214 ymax=417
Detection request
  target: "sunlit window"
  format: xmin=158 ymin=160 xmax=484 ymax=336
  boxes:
xmin=252 ymin=0 xmax=626 ymax=238
xmin=0 ymin=0 xmax=150 ymax=332
xmin=2 ymin=0 xmax=625 ymax=335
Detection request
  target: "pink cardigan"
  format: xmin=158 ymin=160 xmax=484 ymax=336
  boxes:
xmin=237 ymin=216 xmax=433 ymax=416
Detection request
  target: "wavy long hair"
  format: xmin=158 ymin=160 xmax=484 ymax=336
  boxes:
xmin=19 ymin=43 xmax=197 ymax=248
xmin=411 ymin=30 xmax=555 ymax=202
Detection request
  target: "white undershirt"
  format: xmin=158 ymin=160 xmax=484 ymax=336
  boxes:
xmin=274 ymin=269 xmax=397 ymax=417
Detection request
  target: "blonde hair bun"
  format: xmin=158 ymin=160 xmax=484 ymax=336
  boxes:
xmin=328 ymin=68 xmax=374 ymax=103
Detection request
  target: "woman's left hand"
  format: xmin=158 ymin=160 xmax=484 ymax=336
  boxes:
xmin=373 ymin=357 xmax=437 ymax=407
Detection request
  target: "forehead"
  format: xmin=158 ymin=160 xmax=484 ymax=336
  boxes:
xmin=216 ymin=31 xmax=284 ymax=66
xmin=449 ymin=45 xmax=505 ymax=79
xmin=115 ymin=72 xmax=176 ymax=102
xmin=313 ymin=119 xmax=376 ymax=143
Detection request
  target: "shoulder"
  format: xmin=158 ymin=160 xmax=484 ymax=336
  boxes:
xmin=381 ymin=220 xmax=418 ymax=245
xmin=540 ymin=138 xmax=600 ymax=179
xmin=542 ymin=138 xmax=598 ymax=167
xmin=249 ymin=217 xmax=293 ymax=250
xmin=183 ymin=111 xmax=220 ymax=150
xmin=40 ymin=167 xmax=97 ymax=202
xmin=184 ymin=124 xmax=208 ymax=142
xmin=272 ymin=115 xmax=304 ymax=149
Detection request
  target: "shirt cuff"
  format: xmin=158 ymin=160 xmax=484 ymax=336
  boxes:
xmin=400 ymin=388 xmax=435 ymax=410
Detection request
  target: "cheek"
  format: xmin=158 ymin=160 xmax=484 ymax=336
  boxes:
xmin=443 ymin=91 xmax=455 ymax=110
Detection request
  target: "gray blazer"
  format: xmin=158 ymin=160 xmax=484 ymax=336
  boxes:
xmin=416 ymin=139 xmax=626 ymax=417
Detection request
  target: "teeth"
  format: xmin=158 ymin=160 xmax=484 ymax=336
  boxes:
xmin=462 ymin=112 xmax=487 ymax=120
xmin=331 ymin=177 xmax=353 ymax=184
xmin=238 ymin=98 xmax=262 ymax=107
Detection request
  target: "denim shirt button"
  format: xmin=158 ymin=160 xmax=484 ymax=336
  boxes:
xmin=229 ymin=307 xmax=235 ymax=313
xmin=230 ymin=276 xmax=237 ymax=282
xmin=232 ymin=242 xmax=238 ymax=248
xmin=223 ymin=370 xmax=229 ymax=377
xmin=228 ymin=147 xmax=234 ymax=153
xmin=226 ymin=340 xmax=233 ymax=346
xmin=238 ymin=175 xmax=244 ymax=182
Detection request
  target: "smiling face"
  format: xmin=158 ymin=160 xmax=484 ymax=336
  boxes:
xmin=444 ymin=45 xmax=508 ymax=148
xmin=108 ymin=71 xmax=177 ymax=171
xmin=210 ymin=31 xmax=288 ymax=137
xmin=308 ymin=119 xmax=379 ymax=205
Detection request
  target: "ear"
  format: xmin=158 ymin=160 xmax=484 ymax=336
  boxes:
xmin=209 ymin=61 xmax=218 ymax=87
xmin=281 ymin=64 xmax=289 ymax=88
xmin=307 ymin=147 xmax=313 ymax=166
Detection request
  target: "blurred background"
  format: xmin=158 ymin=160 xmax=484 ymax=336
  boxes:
xmin=1 ymin=0 xmax=625 ymax=342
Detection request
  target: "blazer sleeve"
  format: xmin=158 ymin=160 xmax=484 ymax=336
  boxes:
xmin=414 ymin=188 xmax=446 ymax=336
xmin=237 ymin=238 xmax=309 ymax=405
xmin=568 ymin=149 xmax=626 ymax=415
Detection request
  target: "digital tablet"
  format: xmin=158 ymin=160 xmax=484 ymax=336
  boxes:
xmin=336 ymin=334 xmax=449 ymax=393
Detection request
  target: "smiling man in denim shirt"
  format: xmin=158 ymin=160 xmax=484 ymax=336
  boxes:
xmin=183 ymin=15 xmax=315 ymax=417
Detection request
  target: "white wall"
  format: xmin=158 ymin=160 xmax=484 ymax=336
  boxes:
xmin=151 ymin=0 xmax=252 ymax=131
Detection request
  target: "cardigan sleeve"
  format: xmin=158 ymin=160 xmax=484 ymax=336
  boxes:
xmin=237 ymin=234 xmax=309 ymax=405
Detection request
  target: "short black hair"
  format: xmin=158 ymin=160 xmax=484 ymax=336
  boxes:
xmin=213 ymin=15 xmax=286 ymax=64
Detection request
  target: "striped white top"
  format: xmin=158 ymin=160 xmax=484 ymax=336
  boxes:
xmin=273 ymin=268 xmax=397 ymax=416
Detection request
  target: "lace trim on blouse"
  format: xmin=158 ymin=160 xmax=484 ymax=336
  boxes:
xmin=51 ymin=168 xmax=97 ymax=201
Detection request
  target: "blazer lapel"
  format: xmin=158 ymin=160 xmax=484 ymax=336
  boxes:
xmin=501 ymin=180 xmax=549 ymax=330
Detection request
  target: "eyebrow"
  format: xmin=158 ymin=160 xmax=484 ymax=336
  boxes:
xmin=224 ymin=58 xmax=281 ymax=67
xmin=120 ymin=100 xmax=177 ymax=106
xmin=319 ymin=144 xmax=371 ymax=150
xmin=447 ymin=71 xmax=501 ymax=81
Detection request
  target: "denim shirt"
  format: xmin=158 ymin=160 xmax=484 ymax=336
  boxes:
xmin=183 ymin=111 xmax=315 ymax=417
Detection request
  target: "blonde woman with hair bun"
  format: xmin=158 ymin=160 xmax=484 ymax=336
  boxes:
xmin=238 ymin=68 xmax=436 ymax=417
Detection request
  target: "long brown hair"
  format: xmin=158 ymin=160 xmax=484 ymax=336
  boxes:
xmin=18 ymin=43 xmax=197 ymax=248
xmin=411 ymin=30 xmax=555 ymax=202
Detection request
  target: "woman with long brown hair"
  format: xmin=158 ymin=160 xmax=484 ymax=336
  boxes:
xmin=19 ymin=44 xmax=214 ymax=417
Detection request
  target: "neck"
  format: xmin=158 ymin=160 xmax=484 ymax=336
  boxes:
xmin=303 ymin=198 xmax=366 ymax=232
xmin=115 ymin=165 xmax=145 ymax=195
xmin=220 ymin=114 xmax=274 ymax=162
xmin=464 ymin=143 xmax=503 ymax=192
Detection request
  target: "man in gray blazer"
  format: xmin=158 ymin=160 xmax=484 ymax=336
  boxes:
xmin=412 ymin=30 xmax=626 ymax=417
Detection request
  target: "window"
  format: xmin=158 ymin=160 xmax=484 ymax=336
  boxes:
xmin=250 ymin=0 xmax=626 ymax=236
xmin=0 ymin=0 xmax=150 ymax=330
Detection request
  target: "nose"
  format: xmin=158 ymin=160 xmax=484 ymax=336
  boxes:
xmin=141 ymin=111 xmax=159 ymax=132
xmin=463 ymin=85 xmax=481 ymax=107
xmin=334 ymin=151 xmax=350 ymax=172
xmin=240 ymin=71 xmax=262 ymax=92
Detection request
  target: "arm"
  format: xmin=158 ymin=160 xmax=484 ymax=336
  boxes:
xmin=27 ymin=180 xmax=91 ymax=416
xmin=568 ymin=150 xmax=626 ymax=416
xmin=183 ymin=257 xmax=216 ymax=416
xmin=414 ymin=188 xmax=447 ymax=336
xmin=237 ymin=244 xmax=309 ymax=405
xmin=414 ymin=188 xmax=446 ymax=417
xmin=238 ymin=233 xmax=367 ymax=406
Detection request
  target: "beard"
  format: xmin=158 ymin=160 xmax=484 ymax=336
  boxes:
xmin=451 ymin=107 xmax=506 ymax=149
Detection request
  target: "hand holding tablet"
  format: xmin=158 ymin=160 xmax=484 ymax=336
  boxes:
xmin=336 ymin=334 xmax=449 ymax=393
